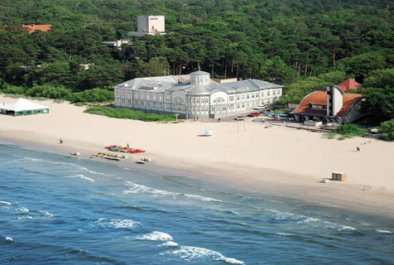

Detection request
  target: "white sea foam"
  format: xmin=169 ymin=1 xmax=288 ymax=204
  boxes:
xmin=163 ymin=246 xmax=245 ymax=264
xmin=17 ymin=157 xmax=106 ymax=175
xmin=0 ymin=200 xmax=12 ymax=206
xmin=268 ymin=209 xmax=357 ymax=231
xmin=4 ymin=236 xmax=13 ymax=242
xmin=96 ymin=218 xmax=140 ymax=229
xmin=136 ymin=231 xmax=173 ymax=241
xmin=72 ymin=174 xmax=95 ymax=182
xmin=298 ymin=217 xmax=356 ymax=231
xmin=161 ymin=241 xmax=179 ymax=247
xmin=276 ymin=232 xmax=296 ymax=236
xmin=17 ymin=207 xmax=29 ymax=213
xmin=17 ymin=216 xmax=32 ymax=220
xmin=124 ymin=181 xmax=178 ymax=197
xmin=183 ymin=194 xmax=223 ymax=203
xmin=376 ymin=229 xmax=392 ymax=234
xmin=124 ymin=181 xmax=222 ymax=203
xmin=39 ymin=210 xmax=55 ymax=218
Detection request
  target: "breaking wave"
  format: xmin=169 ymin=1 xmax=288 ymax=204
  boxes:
xmin=124 ymin=181 xmax=222 ymax=202
xmin=96 ymin=218 xmax=141 ymax=229
xmin=0 ymin=200 xmax=12 ymax=206
xmin=376 ymin=229 xmax=392 ymax=234
xmin=136 ymin=231 xmax=173 ymax=241
xmin=39 ymin=210 xmax=55 ymax=218
xmin=14 ymin=157 xmax=106 ymax=175
xmin=4 ymin=236 xmax=14 ymax=242
xmin=268 ymin=209 xmax=356 ymax=231
xmin=161 ymin=241 xmax=178 ymax=247
xmin=162 ymin=246 xmax=245 ymax=264
xmin=72 ymin=174 xmax=95 ymax=182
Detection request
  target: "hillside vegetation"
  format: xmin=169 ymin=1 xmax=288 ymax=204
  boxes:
xmin=0 ymin=0 xmax=393 ymax=121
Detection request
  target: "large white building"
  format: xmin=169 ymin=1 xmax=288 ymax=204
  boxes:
xmin=129 ymin=15 xmax=165 ymax=37
xmin=114 ymin=71 xmax=282 ymax=119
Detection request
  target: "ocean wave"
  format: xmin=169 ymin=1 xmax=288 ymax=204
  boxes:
xmin=124 ymin=181 xmax=178 ymax=197
xmin=17 ymin=207 xmax=29 ymax=213
xmin=183 ymin=194 xmax=223 ymax=203
xmin=17 ymin=215 xmax=32 ymax=220
xmin=124 ymin=181 xmax=222 ymax=203
xmin=276 ymin=232 xmax=296 ymax=236
xmin=376 ymin=229 xmax=392 ymax=234
xmin=0 ymin=200 xmax=12 ymax=206
xmin=161 ymin=241 xmax=178 ymax=247
xmin=299 ymin=217 xmax=356 ymax=231
xmin=96 ymin=218 xmax=140 ymax=229
xmin=4 ymin=236 xmax=13 ymax=242
xmin=15 ymin=157 xmax=106 ymax=176
xmin=268 ymin=209 xmax=356 ymax=231
xmin=39 ymin=210 xmax=55 ymax=218
xmin=72 ymin=174 xmax=95 ymax=182
xmin=136 ymin=231 xmax=173 ymax=241
xmin=162 ymin=246 xmax=245 ymax=264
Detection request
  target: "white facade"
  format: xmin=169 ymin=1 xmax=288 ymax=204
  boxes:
xmin=326 ymin=86 xmax=343 ymax=116
xmin=129 ymin=15 xmax=165 ymax=37
xmin=114 ymin=71 xmax=282 ymax=119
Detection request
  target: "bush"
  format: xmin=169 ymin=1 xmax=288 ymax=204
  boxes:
xmin=1 ymin=85 xmax=26 ymax=95
xmin=379 ymin=119 xmax=394 ymax=141
xmin=335 ymin=124 xmax=366 ymax=137
xmin=68 ymin=88 xmax=114 ymax=103
xmin=25 ymin=85 xmax=72 ymax=99
xmin=85 ymin=106 xmax=176 ymax=122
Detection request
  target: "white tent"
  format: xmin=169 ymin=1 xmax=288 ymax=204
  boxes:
xmin=0 ymin=98 xmax=49 ymax=116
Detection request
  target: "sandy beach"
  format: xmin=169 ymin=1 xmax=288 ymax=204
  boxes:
xmin=1 ymin=95 xmax=394 ymax=217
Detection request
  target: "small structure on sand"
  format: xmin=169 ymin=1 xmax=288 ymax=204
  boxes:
xmin=199 ymin=129 xmax=213 ymax=137
xmin=0 ymin=98 xmax=49 ymax=116
xmin=331 ymin=171 xmax=347 ymax=181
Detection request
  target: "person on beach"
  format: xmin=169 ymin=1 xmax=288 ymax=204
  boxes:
xmin=356 ymin=146 xmax=360 ymax=151
xmin=59 ymin=139 xmax=63 ymax=144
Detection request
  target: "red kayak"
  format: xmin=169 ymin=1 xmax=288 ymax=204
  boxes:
xmin=105 ymin=145 xmax=145 ymax=154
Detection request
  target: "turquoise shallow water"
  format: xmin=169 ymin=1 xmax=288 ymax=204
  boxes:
xmin=0 ymin=142 xmax=393 ymax=265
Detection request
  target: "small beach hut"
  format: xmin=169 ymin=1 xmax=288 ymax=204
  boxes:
xmin=0 ymin=98 xmax=49 ymax=116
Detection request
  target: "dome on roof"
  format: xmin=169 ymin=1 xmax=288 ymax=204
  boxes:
xmin=190 ymin=71 xmax=210 ymax=85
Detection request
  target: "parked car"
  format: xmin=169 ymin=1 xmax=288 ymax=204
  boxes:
xmin=247 ymin=111 xmax=260 ymax=117
xmin=234 ymin=115 xmax=245 ymax=121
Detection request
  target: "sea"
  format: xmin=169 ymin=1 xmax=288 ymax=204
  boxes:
xmin=0 ymin=142 xmax=393 ymax=265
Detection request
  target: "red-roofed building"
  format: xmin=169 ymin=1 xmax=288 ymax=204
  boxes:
xmin=22 ymin=24 xmax=52 ymax=34
xmin=336 ymin=79 xmax=361 ymax=93
xmin=292 ymin=86 xmax=365 ymax=124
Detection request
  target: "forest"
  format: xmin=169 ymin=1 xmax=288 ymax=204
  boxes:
xmin=0 ymin=0 xmax=393 ymax=123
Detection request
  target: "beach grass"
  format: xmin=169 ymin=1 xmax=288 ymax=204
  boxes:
xmin=85 ymin=105 xmax=176 ymax=122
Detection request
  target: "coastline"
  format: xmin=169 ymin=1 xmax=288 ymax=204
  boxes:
xmin=1 ymin=95 xmax=394 ymax=218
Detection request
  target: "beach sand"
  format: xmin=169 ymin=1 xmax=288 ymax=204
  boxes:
xmin=1 ymin=95 xmax=394 ymax=217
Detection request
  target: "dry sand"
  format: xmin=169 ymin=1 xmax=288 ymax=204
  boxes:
xmin=1 ymin=95 xmax=394 ymax=217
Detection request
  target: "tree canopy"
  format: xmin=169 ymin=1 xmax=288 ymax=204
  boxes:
xmin=0 ymin=0 xmax=393 ymax=117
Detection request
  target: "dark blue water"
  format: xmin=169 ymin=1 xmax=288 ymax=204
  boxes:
xmin=0 ymin=142 xmax=393 ymax=265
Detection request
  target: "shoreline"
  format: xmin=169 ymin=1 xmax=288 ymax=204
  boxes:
xmin=1 ymin=95 xmax=394 ymax=218
xmin=1 ymin=129 xmax=394 ymax=219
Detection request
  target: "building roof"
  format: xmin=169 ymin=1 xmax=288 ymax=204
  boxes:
xmin=22 ymin=24 xmax=52 ymax=34
xmin=222 ymin=79 xmax=282 ymax=93
xmin=114 ymin=71 xmax=282 ymax=95
xmin=0 ymin=98 xmax=49 ymax=112
xmin=293 ymin=91 xmax=362 ymax=117
xmin=336 ymin=79 xmax=361 ymax=93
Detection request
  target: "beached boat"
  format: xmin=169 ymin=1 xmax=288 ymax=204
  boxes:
xmin=104 ymin=145 xmax=145 ymax=154
xmin=136 ymin=157 xmax=153 ymax=164
xmin=200 ymin=129 xmax=213 ymax=137
xmin=91 ymin=152 xmax=128 ymax=161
